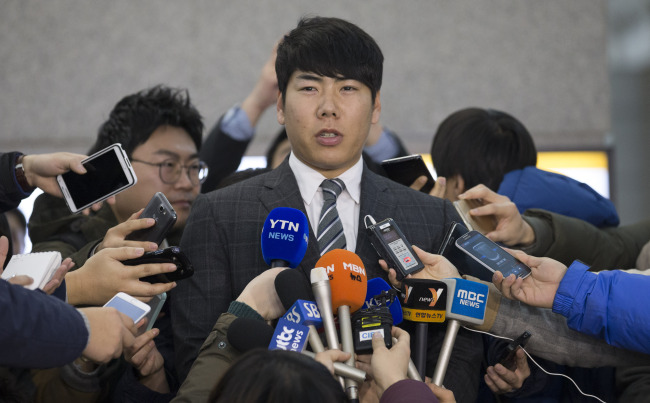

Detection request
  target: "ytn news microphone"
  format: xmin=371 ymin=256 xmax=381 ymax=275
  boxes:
xmin=261 ymin=207 xmax=309 ymax=268
xmin=402 ymin=278 xmax=448 ymax=380
xmin=432 ymin=278 xmax=488 ymax=386
xmin=317 ymin=249 xmax=368 ymax=402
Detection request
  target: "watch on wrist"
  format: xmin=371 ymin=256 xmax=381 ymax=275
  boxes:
xmin=14 ymin=154 xmax=36 ymax=192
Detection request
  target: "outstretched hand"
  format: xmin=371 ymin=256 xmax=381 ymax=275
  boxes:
xmin=492 ymin=249 xmax=567 ymax=308
xmin=379 ymin=245 xmax=460 ymax=289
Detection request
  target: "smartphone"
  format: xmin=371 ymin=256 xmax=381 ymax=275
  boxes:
xmin=103 ymin=292 xmax=151 ymax=323
xmin=437 ymin=222 xmax=494 ymax=282
xmin=126 ymin=192 xmax=177 ymax=245
xmin=455 ymin=230 xmax=532 ymax=279
xmin=381 ymin=154 xmax=436 ymax=194
xmin=453 ymin=199 xmax=496 ymax=235
xmin=122 ymin=246 xmax=194 ymax=283
xmin=498 ymin=331 xmax=531 ymax=370
xmin=57 ymin=143 xmax=137 ymax=213
xmin=142 ymin=292 xmax=167 ymax=333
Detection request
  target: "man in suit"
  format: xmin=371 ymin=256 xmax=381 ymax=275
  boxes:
xmin=172 ymin=16 xmax=482 ymax=402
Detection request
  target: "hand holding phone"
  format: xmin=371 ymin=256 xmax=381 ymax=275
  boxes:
xmin=126 ymin=192 xmax=177 ymax=245
xmin=453 ymin=198 xmax=496 ymax=235
xmin=498 ymin=331 xmax=531 ymax=371
xmin=122 ymin=246 xmax=194 ymax=283
xmin=455 ymin=231 xmax=532 ymax=279
xmin=438 ymin=222 xmax=494 ymax=282
xmin=57 ymin=144 xmax=137 ymax=213
xmin=381 ymin=155 xmax=436 ymax=194
xmin=103 ymin=292 xmax=151 ymax=323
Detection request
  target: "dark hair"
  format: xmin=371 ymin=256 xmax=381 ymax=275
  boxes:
xmin=431 ymin=108 xmax=537 ymax=190
xmin=265 ymin=128 xmax=289 ymax=167
xmin=209 ymin=349 xmax=345 ymax=403
xmin=276 ymin=16 xmax=383 ymax=103
xmin=89 ymin=85 xmax=203 ymax=157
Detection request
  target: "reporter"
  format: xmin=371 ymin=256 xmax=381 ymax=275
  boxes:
xmin=493 ymin=251 xmax=650 ymax=355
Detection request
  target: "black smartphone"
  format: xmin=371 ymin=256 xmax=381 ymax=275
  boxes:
xmin=437 ymin=222 xmax=494 ymax=282
xmin=498 ymin=331 xmax=531 ymax=370
xmin=123 ymin=246 xmax=194 ymax=283
xmin=126 ymin=192 xmax=177 ymax=245
xmin=455 ymin=230 xmax=532 ymax=279
xmin=381 ymin=154 xmax=436 ymax=193
xmin=57 ymin=144 xmax=137 ymax=213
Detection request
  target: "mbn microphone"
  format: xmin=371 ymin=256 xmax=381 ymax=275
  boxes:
xmin=432 ymin=278 xmax=488 ymax=386
xmin=261 ymin=207 xmax=309 ymax=268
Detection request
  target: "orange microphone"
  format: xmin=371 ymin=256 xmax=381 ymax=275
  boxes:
xmin=315 ymin=249 xmax=367 ymax=401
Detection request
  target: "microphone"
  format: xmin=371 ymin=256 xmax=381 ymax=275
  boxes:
xmin=310 ymin=267 xmax=340 ymax=353
xmin=282 ymin=299 xmax=325 ymax=353
xmin=318 ymin=249 xmax=368 ymax=402
xmin=432 ymin=278 xmax=488 ymax=386
xmin=261 ymin=207 xmax=309 ymax=268
xmin=402 ymin=278 xmax=448 ymax=379
xmin=227 ymin=313 xmax=366 ymax=383
xmin=363 ymin=278 xmax=420 ymax=381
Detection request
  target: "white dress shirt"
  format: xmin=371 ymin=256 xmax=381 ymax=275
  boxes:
xmin=289 ymin=152 xmax=363 ymax=252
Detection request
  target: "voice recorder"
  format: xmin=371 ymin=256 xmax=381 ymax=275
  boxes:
xmin=365 ymin=215 xmax=424 ymax=280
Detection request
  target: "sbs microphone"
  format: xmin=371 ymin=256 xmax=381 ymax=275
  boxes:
xmin=432 ymin=278 xmax=488 ymax=386
xmin=282 ymin=299 xmax=325 ymax=353
xmin=261 ymin=207 xmax=309 ymax=268
xmin=317 ymin=249 xmax=368 ymax=402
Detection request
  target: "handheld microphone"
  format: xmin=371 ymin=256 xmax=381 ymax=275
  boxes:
xmin=362 ymin=278 xmax=420 ymax=381
xmin=227 ymin=315 xmax=366 ymax=383
xmin=402 ymin=278 xmax=448 ymax=379
xmin=270 ymin=314 xmax=366 ymax=383
xmin=310 ymin=267 xmax=339 ymax=353
xmin=282 ymin=299 xmax=325 ymax=353
xmin=318 ymin=249 xmax=368 ymax=402
xmin=432 ymin=278 xmax=488 ymax=386
xmin=261 ymin=207 xmax=309 ymax=268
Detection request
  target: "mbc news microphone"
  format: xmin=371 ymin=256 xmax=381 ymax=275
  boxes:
xmin=261 ymin=207 xmax=309 ymax=268
xmin=432 ymin=278 xmax=488 ymax=386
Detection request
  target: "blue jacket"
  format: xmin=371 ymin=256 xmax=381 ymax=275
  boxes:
xmin=552 ymin=260 xmax=649 ymax=355
xmin=0 ymin=279 xmax=89 ymax=367
xmin=498 ymin=167 xmax=619 ymax=227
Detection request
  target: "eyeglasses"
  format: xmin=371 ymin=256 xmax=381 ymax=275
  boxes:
xmin=131 ymin=159 xmax=208 ymax=186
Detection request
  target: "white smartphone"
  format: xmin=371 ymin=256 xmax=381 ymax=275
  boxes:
xmin=103 ymin=292 xmax=151 ymax=323
xmin=142 ymin=292 xmax=167 ymax=333
xmin=57 ymin=143 xmax=137 ymax=213
xmin=455 ymin=230 xmax=532 ymax=279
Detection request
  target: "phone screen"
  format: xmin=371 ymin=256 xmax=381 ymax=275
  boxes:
xmin=381 ymin=155 xmax=435 ymax=193
xmin=456 ymin=231 xmax=531 ymax=278
xmin=60 ymin=148 xmax=131 ymax=209
xmin=105 ymin=295 xmax=149 ymax=323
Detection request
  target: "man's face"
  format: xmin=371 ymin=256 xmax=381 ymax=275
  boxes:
xmin=111 ymin=125 xmax=200 ymax=230
xmin=277 ymin=71 xmax=380 ymax=178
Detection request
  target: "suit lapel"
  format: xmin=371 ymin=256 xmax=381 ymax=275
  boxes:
xmin=259 ymin=161 xmax=321 ymax=272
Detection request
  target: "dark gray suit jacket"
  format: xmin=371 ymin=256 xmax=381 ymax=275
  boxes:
xmin=172 ymin=160 xmax=482 ymax=402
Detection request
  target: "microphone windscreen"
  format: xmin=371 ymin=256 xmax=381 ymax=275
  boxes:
xmin=275 ymin=269 xmax=314 ymax=310
xmin=365 ymin=278 xmax=403 ymax=325
xmin=227 ymin=317 xmax=274 ymax=352
xmin=261 ymin=207 xmax=309 ymax=268
xmin=315 ymin=249 xmax=367 ymax=312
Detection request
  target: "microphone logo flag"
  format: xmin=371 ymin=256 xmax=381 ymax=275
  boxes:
xmin=442 ymin=278 xmax=488 ymax=325
xmin=268 ymin=318 xmax=309 ymax=352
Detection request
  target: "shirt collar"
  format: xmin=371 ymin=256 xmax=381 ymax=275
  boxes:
xmin=289 ymin=152 xmax=363 ymax=205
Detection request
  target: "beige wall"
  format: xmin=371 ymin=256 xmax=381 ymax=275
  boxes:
xmin=1 ymin=0 xmax=608 ymax=157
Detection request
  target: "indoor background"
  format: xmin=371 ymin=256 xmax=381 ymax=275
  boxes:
xmin=2 ymin=0 xmax=648 ymax=226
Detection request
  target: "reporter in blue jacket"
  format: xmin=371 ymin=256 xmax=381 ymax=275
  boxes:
xmin=493 ymin=249 xmax=650 ymax=355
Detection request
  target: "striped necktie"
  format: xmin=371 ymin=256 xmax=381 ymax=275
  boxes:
xmin=318 ymin=178 xmax=347 ymax=255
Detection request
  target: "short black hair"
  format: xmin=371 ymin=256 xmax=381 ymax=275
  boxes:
xmin=431 ymin=108 xmax=537 ymax=191
xmin=209 ymin=348 xmax=345 ymax=402
xmin=276 ymin=16 xmax=383 ymax=103
xmin=89 ymin=85 xmax=203 ymax=157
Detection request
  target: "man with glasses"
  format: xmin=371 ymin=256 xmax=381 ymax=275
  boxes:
xmin=27 ymin=85 xmax=204 ymax=399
